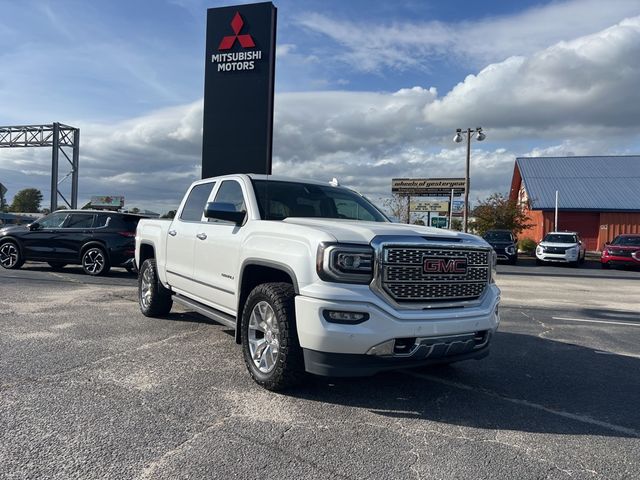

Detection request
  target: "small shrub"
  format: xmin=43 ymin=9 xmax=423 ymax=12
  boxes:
xmin=518 ymin=238 xmax=536 ymax=254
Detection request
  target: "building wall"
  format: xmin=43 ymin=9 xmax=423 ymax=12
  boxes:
xmin=519 ymin=209 xmax=640 ymax=251
xmin=598 ymin=212 xmax=640 ymax=249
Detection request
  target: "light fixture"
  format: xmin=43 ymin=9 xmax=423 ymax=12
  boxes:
xmin=452 ymin=127 xmax=487 ymax=233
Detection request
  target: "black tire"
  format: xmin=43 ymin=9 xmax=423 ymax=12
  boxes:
xmin=536 ymin=258 xmax=544 ymax=266
xmin=0 ymin=240 xmax=24 ymax=270
xmin=509 ymin=256 xmax=518 ymax=265
xmin=48 ymin=262 xmax=67 ymax=270
xmin=138 ymin=258 xmax=173 ymax=317
xmin=241 ymin=282 xmax=305 ymax=391
xmin=601 ymin=262 xmax=610 ymax=270
xmin=81 ymin=246 xmax=111 ymax=276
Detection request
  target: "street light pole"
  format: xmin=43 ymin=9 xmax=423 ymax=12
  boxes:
xmin=464 ymin=129 xmax=471 ymax=233
xmin=453 ymin=127 xmax=485 ymax=233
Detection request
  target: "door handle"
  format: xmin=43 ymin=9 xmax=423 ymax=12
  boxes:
xmin=196 ymin=233 xmax=207 ymax=240
xmin=168 ymin=230 xmax=177 ymax=237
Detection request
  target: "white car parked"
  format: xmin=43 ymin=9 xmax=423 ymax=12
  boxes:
xmin=535 ymin=231 xmax=586 ymax=267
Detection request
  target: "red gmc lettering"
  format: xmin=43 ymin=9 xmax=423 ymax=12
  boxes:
xmin=423 ymin=258 xmax=467 ymax=274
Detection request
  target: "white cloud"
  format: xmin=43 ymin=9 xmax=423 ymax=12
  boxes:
xmin=296 ymin=0 xmax=640 ymax=71
xmin=424 ymin=17 xmax=640 ymax=130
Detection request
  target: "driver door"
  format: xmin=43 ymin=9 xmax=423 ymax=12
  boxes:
xmin=21 ymin=212 xmax=70 ymax=260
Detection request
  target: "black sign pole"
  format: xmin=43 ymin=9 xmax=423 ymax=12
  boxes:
xmin=202 ymin=2 xmax=277 ymax=179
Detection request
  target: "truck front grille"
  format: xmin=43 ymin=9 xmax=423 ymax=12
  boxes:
xmin=380 ymin=246 xmax=490 ymax=302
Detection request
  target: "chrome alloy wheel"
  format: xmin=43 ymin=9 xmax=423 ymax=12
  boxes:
xmin=0 ymin=243 xmax=18 ymax=268
xmin=248 ymin=301 xmax=280 ymax=374
xmin=83 ymin=248 xmax=105 ymax=274
xmin=140 ymin=265 xmax=153 ymax=309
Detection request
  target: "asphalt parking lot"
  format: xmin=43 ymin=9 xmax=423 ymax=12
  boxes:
xmin=1 ymin=258 xmax=639 ymax=479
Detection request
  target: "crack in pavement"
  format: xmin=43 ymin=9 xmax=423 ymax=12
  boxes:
xmin=0 ymin=328 xmax=205 ymax=392
xmin=402 ymin=370 xmax=640 ymax=438
xmin=135 ymin=414 xmax=357 ymax=480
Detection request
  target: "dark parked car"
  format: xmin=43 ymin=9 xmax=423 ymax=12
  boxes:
xmin=483 ymin=229 xmax=518 ymax=264
xmin=601 ymin=234 xmax=640 ymax=269
xmin=0 ymin=210 xmax=143 ymax=276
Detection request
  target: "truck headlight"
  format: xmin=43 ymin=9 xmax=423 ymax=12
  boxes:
xmin=505 ymin=245 xmax=516 ymax=255
xmin=317 ymin=243 xmax=374 ymax=284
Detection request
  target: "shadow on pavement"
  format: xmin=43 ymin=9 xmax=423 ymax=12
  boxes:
xmin=287 ymin=331 xmax=640 ymax=438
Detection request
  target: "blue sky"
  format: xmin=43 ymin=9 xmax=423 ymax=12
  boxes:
xmin=2 ymin=0 xmax=640 ymax=212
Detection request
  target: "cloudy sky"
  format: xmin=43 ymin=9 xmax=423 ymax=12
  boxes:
xmin=1 ymin=0 xmax=640 ymax=214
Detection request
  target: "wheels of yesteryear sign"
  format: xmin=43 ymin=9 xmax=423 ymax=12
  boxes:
xmin=202 ymin=2 xmax=277 ymax=179
xmin=392 ymin=178 xmax=465 ymax=197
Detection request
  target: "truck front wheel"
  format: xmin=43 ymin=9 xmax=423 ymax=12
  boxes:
xmin=138 ymin=258 xmax=173 ymax=317
xmin=241 ymin=282 xmax=304 ymax=391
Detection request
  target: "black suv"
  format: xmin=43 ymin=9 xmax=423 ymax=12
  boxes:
xmin=0 ymin=210 xmax=143 ymax=276
xmin=483 ymin=229 xmax=518 ymax=264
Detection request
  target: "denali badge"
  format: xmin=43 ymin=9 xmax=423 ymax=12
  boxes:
xmin=423 ymin=257 xmax=467 ymax=274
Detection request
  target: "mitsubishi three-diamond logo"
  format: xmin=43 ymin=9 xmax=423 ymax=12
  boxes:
xmin=219 ymin=12 xmax=255 ymax=50
xmin=211 ymin=11 xmax=262 ymax=72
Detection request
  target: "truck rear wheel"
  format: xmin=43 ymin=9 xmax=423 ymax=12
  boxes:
xmin=138 ymin=258 xmax=173 ymax=317
xmin=241 ymin=282 xmax=304 ymax=391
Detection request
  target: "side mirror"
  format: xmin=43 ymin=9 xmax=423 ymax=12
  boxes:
xmin=204 ymin=202 xmax=246 ymax=226
xmin=28 ymin=223 xmax=40 ymax=231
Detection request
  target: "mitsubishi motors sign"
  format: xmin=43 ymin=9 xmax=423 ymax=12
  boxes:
xmin=202 ymin=2 xmax=277 ymax=179
xmin=212 ymin=12 xmax=262 ymax=72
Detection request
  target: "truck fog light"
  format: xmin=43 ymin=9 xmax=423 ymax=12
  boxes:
xmin=366 ymin=339 xmax=395 ymax=356
xmin=323 ymin=310 xmax=369 ymax=324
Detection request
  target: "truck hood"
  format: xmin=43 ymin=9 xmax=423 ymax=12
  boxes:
xmin=282 ymin=218 xmax=486 ymax=245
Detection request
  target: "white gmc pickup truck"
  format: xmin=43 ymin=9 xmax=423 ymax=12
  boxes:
xmin=135 ymin=174 xmax=500 ymax=390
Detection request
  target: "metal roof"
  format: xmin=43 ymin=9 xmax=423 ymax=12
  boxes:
xmin=516 ymin=156 xmax=640 ymax=211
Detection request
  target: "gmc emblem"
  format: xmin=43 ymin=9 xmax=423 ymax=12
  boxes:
xmin=423 ymin=257 xmax=467 ymax=274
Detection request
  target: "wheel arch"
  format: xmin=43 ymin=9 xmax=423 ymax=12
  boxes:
xmin=79 ymin=240 xmax=110 ymax=262
xmin=235 ymin=259 xmax=299 ymax=344
xmin=0 ymin=236 xmax=24 ymax=255
xmin=138 ymin=242 xmax=156 ymax=266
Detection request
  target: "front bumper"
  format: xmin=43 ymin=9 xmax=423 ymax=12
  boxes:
xmin=294 ymin=284 xmax=500 ymax=376
xmin=601 ymin=254 xmax=640 ymax=267
xmin=303 ymin=337 xmax=491 ymax=377
xmin=536 ymin=251 xmax=579 ymax=263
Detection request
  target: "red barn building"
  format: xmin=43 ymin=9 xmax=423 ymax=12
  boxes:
xmin=510 ymin=156 xmax=640 ymax=252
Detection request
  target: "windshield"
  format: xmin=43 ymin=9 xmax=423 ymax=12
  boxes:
xmin=252 ymin=180 xmax=389 ymax=222
xmin=612 ymin=236 xmax=640 ymax=246
xmin=484 ymin=231 xmax=513 ymax=242
xmin=543 ymin=234 xmax=578 ymax=243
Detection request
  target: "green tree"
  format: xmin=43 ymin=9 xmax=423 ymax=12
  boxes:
xmin=472 ymin=193 xmax=533 ymax=236
xmin=450 ymin=218 xmax=463 ymax=231
xmin=10 ymin=188 xmax=43 ymax=213
xmin=0 ymin=185 xmax=7 ymax=212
